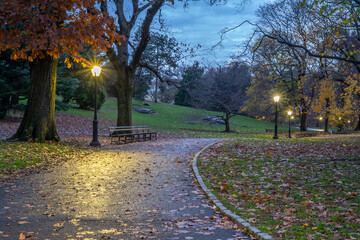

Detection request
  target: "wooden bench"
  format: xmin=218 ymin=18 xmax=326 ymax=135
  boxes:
xmin=108 ymin=126 xmax=157 ymax=144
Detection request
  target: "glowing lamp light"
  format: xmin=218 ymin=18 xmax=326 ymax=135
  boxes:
xmin=319 ymin=117 xmax=323 ymax=120
xmin=90 ymin=65 xmax=102 ymax=147
xmin=91 ymin=66 xmax=102 ymax=77
xmin=288 ymin=111 xmax=292 ymax=116
xmin=273 ymin=96 xmax=280 ymax=139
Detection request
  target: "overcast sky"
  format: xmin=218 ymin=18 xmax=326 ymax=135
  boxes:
xmin=160 ymin=0 xmax=267 ymax=65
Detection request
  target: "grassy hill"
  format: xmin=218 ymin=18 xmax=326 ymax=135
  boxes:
xmin=60 ymin=98 xmax=296 ymax=138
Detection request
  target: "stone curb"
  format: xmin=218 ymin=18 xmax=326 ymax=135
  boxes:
xmin=192 ymin=140 xmax=274 ymax=240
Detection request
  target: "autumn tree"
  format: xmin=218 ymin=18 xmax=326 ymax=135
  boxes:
xmin=248 ymin=0 xmax=325 ymax=131
xmin=259 ymin=0 xmax=360 ymax=130
xmin=0 ymin=0 xmax=122 ymax=142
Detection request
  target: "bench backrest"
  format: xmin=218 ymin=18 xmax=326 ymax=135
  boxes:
xmin=108 ymin=126 xmax=151 ymax=135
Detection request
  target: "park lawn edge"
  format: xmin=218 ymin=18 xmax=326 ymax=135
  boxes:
xmin=192 ymin=139 xmax=274 ymax=240
xmin=0 ymin=141 xmax=92 ymax=185
xmin=197 ymin=137 xmax=360 ymax=239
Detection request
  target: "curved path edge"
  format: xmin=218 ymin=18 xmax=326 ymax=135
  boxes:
xmin=192 ymin=140 xmax=274 ymax=240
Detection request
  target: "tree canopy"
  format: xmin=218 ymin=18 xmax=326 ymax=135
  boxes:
xmin=0 ymin=0 xmax=123 ymax=63
xmin=0 ymin=0 xmax=124 ymax=142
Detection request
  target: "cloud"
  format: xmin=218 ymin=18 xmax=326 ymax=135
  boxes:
xmin=161 ymin=0 xmax=263 ymax=64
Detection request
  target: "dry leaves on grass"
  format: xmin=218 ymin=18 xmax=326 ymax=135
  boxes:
xmin=198 ymin=137 xmax=360 ymax=239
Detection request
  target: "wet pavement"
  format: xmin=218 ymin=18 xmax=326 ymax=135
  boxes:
xmin=0 ymin=138 xmax=250 ymax=240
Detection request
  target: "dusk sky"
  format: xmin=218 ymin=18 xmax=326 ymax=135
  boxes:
xmin=161 ymin=0 xmax=268 ymax=65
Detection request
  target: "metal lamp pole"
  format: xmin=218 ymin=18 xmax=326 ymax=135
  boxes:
xmin=90 ymin=66 xmax=101 ymax=147
xmin=273 ymin=96 xmax=280 ymax=139
xmin=287 ymin=111 xmax=292 ymax=138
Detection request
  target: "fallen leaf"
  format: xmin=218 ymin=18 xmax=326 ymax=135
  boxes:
xmin=19 ymin=233 xmax=26 ymax=240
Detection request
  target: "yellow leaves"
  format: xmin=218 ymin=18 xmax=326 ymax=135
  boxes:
xmin=28 ymin=56 xmax=34 ymax=62
xmin=17 ymin=221 xmax=29 ymax=225
xmin=53 ymin=221 xmax=65 ymax=228
xmin=64 ymin=58 xmax=72 ymax=68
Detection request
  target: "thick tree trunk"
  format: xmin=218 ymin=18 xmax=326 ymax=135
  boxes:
xmin=0 ymin=96 xmax=10 ymax=119
xmin=224 ymin=112 xmax=231 ymax=132
xmin=324 ymin=98 xmax=330 ymax=132
xmin=355 ymin=113 xmax=360 ymax=131
xmin=116 ymin=68 xmax=133 ymax=126
xmin=225 ymin=119 xmax=230 ymax=132
xmin=325 ymin=117 xmax=329 ymax=132
xmin=10 ymin=55 xmax=59 ymax=142
xmin=300 ymin=109 xmax=307 ymax=131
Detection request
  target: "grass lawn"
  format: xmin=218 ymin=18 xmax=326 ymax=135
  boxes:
xmin=197 ymin=136 xmax=360 ymax=239
xmin=0 ymin=142 xmax=90 ymax=180
xmin=1 ymin=97 xmax=295 ymax=178
xmin=61 ymin=97 xmax=297 ymax=138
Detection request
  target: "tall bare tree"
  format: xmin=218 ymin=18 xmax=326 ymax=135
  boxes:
xmin=100 ymin=0 xmax=172 ymax=126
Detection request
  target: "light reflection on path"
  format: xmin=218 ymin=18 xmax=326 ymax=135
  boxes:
xmin=0 ymin=138 xmax=250 ymax=239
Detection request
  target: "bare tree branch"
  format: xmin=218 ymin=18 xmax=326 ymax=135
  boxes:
xmin=130 ymin=0 xmax=165 ymax=70
xmin=139 ymin=62 xmax=181 ymax=87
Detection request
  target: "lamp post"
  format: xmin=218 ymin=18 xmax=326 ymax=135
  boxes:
xmin=273 ymin=96 xmax=280 ymax=139
xmin=287 ymin=111 xmax=292 ymax=138
xmin=90 ymin=66 xmax=101 ymax=147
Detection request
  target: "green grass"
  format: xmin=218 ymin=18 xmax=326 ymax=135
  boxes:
xmin=198 ymin=137 xmax=360 ymax=239
xmin=59 ymin=97 xmax=297 ymax=138
xmin=3 ymin=97 xmax=294 ymax=176
xmin=0 ymin=142 xmax=88 ymax=175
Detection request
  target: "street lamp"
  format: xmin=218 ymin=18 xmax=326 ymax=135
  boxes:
xmin=287 ymin=111 xmax=292 ymax=138
xmin=273 ymin=96 xmax=280 ymax=139
xmin=90 ymin=66 xmax=102 ymax=147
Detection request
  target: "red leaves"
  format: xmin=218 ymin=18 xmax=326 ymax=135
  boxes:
xmin=0 ymin=0 xmax=125 ymax=61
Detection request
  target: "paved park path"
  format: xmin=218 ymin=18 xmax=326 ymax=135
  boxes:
xmin=0 ymin=138 xmax=250 ymax=240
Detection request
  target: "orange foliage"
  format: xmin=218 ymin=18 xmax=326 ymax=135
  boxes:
xmin=0 ymin=0 xmax=125 ymax=62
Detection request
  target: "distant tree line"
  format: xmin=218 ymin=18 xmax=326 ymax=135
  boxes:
xmin=240 ymin=0 xmax=360 ymax=132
